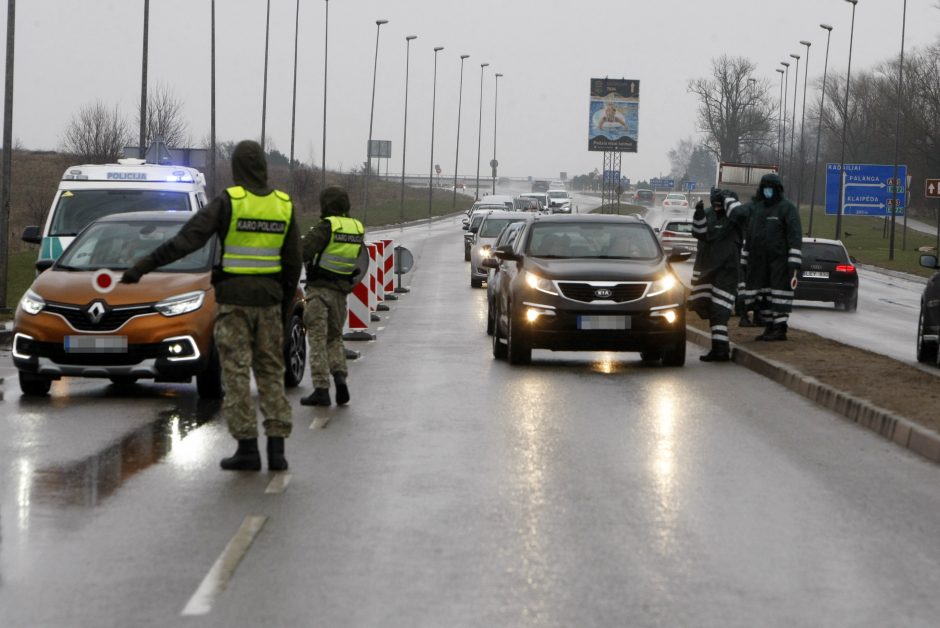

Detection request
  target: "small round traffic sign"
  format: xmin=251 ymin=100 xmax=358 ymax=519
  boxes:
xmin=489 ymin=159 xmax=498 ymax=168
xmin=92 ymin=269 xmax=118 ymax=293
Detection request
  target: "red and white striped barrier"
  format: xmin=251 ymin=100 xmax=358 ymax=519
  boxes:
xmin=344 ymin=244 xmax=376 ymax=340
xmin=366 ymin=243 xmax=378 ymax=314
xmin=373 ymin=240 xmax=386 ymax=303
xmin=380 ymin=238 xmax=397 ymax=298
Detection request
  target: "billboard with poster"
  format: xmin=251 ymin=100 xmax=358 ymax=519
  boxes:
xmin=588 ymin=78 xmax=639 ymax=152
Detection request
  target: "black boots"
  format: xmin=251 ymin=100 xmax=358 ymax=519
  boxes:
xmin=333 ymin=372 xmax=350 ymax=405
xmin=739 ymin=313 xmax=756 ymax=327
xmin=700 ymin=341 xmax=731 ymax=362
xmin=220 ymin=438 xmax=262 ymax=471
xmin=267 ymin=437 xmax=288 ymax=471
xmin=756 ymin=322 xmax=788 ymax=341
xmin=300 ymin=388 xmax=331 ymax=406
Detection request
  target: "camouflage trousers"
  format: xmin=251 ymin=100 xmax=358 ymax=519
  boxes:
xmin=214 ymin=303 xmax=292 ymax=439
xmin=303 ymin=287 xmax=348 ymax=388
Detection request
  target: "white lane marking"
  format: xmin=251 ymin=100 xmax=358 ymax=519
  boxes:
xmin=181 ymin=515 xmax=268 ymax=616
xmin=265 ymin=473 xmax=291 ymax=494
xmin=310 ymin=415 xmax=332 ymax=430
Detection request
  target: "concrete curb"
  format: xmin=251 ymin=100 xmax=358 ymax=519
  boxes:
xmin=686 ymin=326 xmax=940 ymax=465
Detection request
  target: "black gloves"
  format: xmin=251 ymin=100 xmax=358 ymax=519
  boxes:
xmin=694 ymin=200 xmax=704 ymax=211
xmin=120 ymin=267 xmax=143 ymax=284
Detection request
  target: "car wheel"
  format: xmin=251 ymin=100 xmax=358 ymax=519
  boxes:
xmin=486 ymin=301 xmax=495 ymax=335
xmin=19 ymin=371 xmax=52 ymax=396
xmin=109 ymin=376 xmax=139 ymax=387
xmin=916 ymin=306 xmax=937 ymax=364
xmin=464 ymin=245 xmax=471 ymax=262
xmin=196 ymin=342 xmax=224 ymax=399
xmin=470 ymin=276 xmax=483 ymax=289
xmin=640 ymin=349 xmax=662 ymax=363
xmin=845 ymin=289 xmax=858 ymax=312
xmin=506 ymin=306 xmax=532 ymax=365
xmin=492 ymin=304 xmax=507 ymax=359
xmin=661 ymin=333 xmax=687 ymax=367
xmin=283 ymin=311 xmax=307 ymax=388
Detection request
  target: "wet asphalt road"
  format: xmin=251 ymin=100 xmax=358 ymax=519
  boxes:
xmin=2 ymin=216 xmax=940 ymax=627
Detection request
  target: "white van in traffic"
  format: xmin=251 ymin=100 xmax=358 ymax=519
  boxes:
xmin=22 ymin=159 xmax=207 ymax=269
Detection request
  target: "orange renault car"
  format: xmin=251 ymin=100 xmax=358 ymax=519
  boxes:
xmin=12 ymin=211 xmax=307 ymax=397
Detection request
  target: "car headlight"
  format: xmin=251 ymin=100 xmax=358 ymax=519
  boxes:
xmin=647 ymin=273 xmax=678 ymax=297
xmin=155 ymin=291 xmax=205 ymax=317
xmin=20 ymin=290 xmax=45 ymax=315
xmin=480 ymin=246 xmax=492 ymax=258
xmin=524 ymin=271 xmax=558 ymax=296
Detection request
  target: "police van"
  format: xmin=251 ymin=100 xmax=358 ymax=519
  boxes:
xmin=22 ymin=159 xmax=207 ymax=270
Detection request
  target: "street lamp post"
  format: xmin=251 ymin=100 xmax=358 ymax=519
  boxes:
xmin=209 ymin=0 xmax=216 ymax=197
xmin=399 ymin=35 xmax=417 ymax=224
xmin=452 ymin=54 xmax=469 ymax=208
xmin=796 ymin=40 xmax=811 ymax=212
xmin=491 ymin=72 xmax=503 ymax=195
xmin=428 ymin=46 xmax=444 ymax=221
xmin=321 ymin=0 xmax=329 ymax=188
xmin=139 ymin=0 xmax=149 ymax=158
xmin=835 ymin=0 xmax=859 ymax=242
xmin=475 ymin=62 xmax=489 ymax=200
xmin=261 ymin=0 xmax=271 ymax=150
xmin=288 ymin=0 xmax=301 ymax=190
xmin=788 ymin=53 xmax=801 ymax=187
xmin=775 ymin=68 xmax=785 ymax=165
xmin=808 ymin=24 xmax=834 ymax=237
xmin=780 ymin=61 xmax=790 ymax=174
xmin=889 ymin=0 xmax=908 ymax=259
xmin=363 ymin=19 xmax=388 ymax=225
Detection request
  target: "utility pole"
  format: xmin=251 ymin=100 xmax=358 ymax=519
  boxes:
xmin=0 ymin=0 xmax=14 ymax=312
xmin=139 ymin=0 xmax=149 ymax=157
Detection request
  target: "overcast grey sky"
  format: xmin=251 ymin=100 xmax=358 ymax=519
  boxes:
xmin=3 ymin=1 xmax=938 ymax=183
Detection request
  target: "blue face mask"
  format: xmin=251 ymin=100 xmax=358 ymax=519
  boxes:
xmin=762 ymin=187 xmax=774 ymax=200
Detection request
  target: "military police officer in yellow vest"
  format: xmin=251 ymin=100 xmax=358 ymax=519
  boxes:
xmin=300 ymin=186 xmax=365 ymax=407
xmin=121 ymin=140 xmax=302 ymax=472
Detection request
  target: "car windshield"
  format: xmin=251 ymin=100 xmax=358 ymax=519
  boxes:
xmin=666 ymin=195 xmax=686 ymax=201
xmin=803 ymin=243 xmax=848 ymax=264
xmin=56 ymin=220 xmax=213 ymax=272
xmin=49 ymin=190 xmax=192 ymax=236
xmin=548 ymin=191 xmax=567 ymax=199
xmin=636 ymin=191 xmax=653 ymax=198
xmin=664 ymin=221 xmax=693 ymax=234
xmin=528 ymin=222 xmax=660 ymax=260
xmin=480 ymin=218 xmax=524 ymax=238
xmin=470 ymin=214 xmax=486 ymax=229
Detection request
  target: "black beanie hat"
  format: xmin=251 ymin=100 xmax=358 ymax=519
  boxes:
xmin=320 ymin=186 xmax=350 ymax=216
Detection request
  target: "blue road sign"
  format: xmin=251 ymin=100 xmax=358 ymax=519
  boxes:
xmin=684 ymin=181 xmax=697 ymax=192
xmin=603 ymin=169 xmax=621 ymax=183
xmin=650 ymin=178 xmax=675 ymax=189
xmin=825 ymin=163 xmax=907 ymax=216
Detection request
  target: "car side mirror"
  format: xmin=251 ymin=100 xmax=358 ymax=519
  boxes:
xmin=22 ymin=225 xmax=41 ymax=244
xmin=35 ymin=258 xmax=54 ymax=273
xmin=919 ymin=254 xmax=939 ymax=269
xmin=469 ymin=226 xmax=480 ymax=234
xmin=482 ymin=257 xmax=499 ymax=269
xmin=667 ymin=248 xmax=692 ymax=263
xmin=849 ymin=256 xmax=857 ymax=264
xmin=493 ymin=244 xmax=520 ymax=262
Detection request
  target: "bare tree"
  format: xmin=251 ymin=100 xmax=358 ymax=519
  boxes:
xmin=688 ymin=55 xmax=777 ymax=162
xmin=138 ymin=82 xmax=189 ymax=148
xmin=61 ymin=100 xmax=131 ymax=163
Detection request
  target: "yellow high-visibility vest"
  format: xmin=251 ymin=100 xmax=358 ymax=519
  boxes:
xmin=222 ymin=186 xmax=292 ymax=274
xmin=315 ymin=215 xmax=364 ymax=276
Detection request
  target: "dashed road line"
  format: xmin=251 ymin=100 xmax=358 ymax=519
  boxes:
xmin=181 ymin=515 xmax=268 ymax=616
xmin=310 ymin=415 xmax=332 ymax=430
xmin=265 ymin=473 xmax=291 ymax=494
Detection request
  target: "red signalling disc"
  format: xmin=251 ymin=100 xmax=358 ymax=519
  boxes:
xmin=92 ymin=269 xmax=118 ymax=293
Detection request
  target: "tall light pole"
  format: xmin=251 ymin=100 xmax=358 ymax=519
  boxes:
xmin=475 ymin=62 xmax=489 ymax=200
xmin=261 ymin=0 xmax=271 ymax=150
xmin=788 ymin=53 xmax=801 ymax=186
xmin=835 ymin=0 xmax=859 ymax=242
xmin=288 ymin=0 xmax=301 ymax=189
xmin=889 ymin=0 xmax=908 ymax=259
xmin=139 ymin=0 xmax=149 ymax=157
xmin=491 ymin=73 xmax=503 ymax=195
xmin=775 ymin=68 xmax=785 ymax=166
xmin=321 ymin=0 xmax=329 ymax=188
xmin=780 ymin=61 xmax=790 ymax=174
xmin=209 ymin=0 xmax=216 ymax=197
xmin=399 ymin=35 xmax=417 ymax=224
xmin=795 ymin=40 xmax=811 ymax=211
xmin=363 ymin=19 xmax=388 ymax=225
xmin=452 ymin=54 xmax=470 ymax=208
xmin=808 ymin=24 xmax=834 ymax=237
xmin=428 ymin=46 xmax=444 ymax=221
xmin=0 ymin=0 xmax=15 ymax=312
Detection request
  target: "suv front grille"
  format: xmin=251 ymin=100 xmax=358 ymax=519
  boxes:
xmin=557 ymin=282 xmax=648 ymax=303
xmin=45 ymin=302 xmax=157 ymax=332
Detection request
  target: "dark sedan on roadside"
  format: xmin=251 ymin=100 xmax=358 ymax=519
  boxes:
xmin=793 ymin=238 xmax=859 ymax=311
xmin=917 ymin=253 xmax=940 ymax=365
xmin=489 ymin=214 xmax=689 ymax=365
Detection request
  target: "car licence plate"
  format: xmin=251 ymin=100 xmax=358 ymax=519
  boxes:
xmin=64 ymin=335 xmax=128 ymax=353
xmin=802 ymin=271 xmax=829 ymax=279
xmin=577 ymin=315 xmax=630 ymax=330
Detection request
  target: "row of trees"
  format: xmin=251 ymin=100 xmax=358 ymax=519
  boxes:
xmin=688 ymin=31 xmax=940 ymax=213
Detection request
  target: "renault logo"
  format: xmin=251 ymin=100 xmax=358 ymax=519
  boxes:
xmin=594 ymin=288 xmax=613 ymax=299
xmin=86 ymin=301 xmax=108 ymax=325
